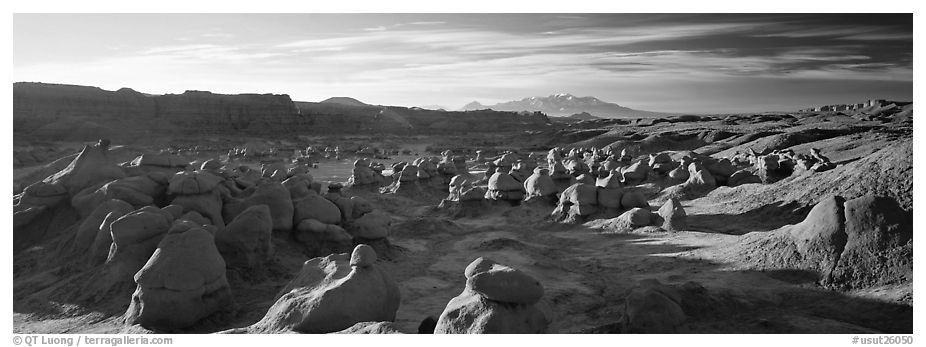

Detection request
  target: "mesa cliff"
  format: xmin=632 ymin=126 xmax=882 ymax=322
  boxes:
xmin=13 ymin=82 xmax=551 ymax=141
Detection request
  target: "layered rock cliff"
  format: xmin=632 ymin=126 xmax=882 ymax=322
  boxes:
xmin=14 ymin=82 xmax=551 ymax=141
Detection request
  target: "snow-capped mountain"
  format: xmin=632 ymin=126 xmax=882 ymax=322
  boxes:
xmin=460 ymin=93 xmax=669 ymax=118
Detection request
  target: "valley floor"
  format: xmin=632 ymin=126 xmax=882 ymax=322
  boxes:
xmin=13 ymin=190 xmax=912 ymax=334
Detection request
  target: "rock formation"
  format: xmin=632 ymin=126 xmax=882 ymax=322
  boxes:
xmin=125 ymin=225 xmax=232 ymax=330
xmin=215 ymin=204 xmax=273 ymax=269
xmin=434 ymin=257 xmax=548 ymax=333
xmin=251 ymin=245 xmax=401 ymax=333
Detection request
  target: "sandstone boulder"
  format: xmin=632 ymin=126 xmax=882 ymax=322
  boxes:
xmin=293 ymin=191 xmax=343 ymax=225
xmin=216 ymin=205 xmax=273 ymax=269
xmin=251 ymin=245 xmax=401 ymax=333
xmin=434 ymin=257 xmax=548 ymax=334
xmin=125 ymin=226 xmax=231 ymax=330
xmin=657 ymin=198 xmax=687 ymax=231
xmin=523 ymin=169 xmax=557 ymax=199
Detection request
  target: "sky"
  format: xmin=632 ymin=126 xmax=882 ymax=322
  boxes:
xmin=13 ymin=13 xmax=913 ymax=113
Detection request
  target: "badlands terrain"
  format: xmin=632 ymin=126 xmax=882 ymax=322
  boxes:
xmin=12 ymin=83 xmax=913 ymax=334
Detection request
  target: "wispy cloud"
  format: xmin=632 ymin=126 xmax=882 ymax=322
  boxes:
xmin=753 ymin=24 xmax=912 ymax=41
xmin=13 ymin=13 xmax=912 ymax=113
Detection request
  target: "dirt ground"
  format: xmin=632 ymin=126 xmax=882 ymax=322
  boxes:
xmin=12 ymin=117 xmax=913 ymax=334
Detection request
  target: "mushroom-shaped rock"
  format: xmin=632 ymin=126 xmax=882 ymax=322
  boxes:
xmin=293 ymin=191 xmax=342 ymax=225
xmin=465 ymin=258 xmax=544 ymax=305
xmin=434 ymin=257 xmax=548 ymax=334
xmin=251 ymin=245 xmax=401 ymax=333
xmin=125 ymin=226 xmax=231 ymax=330
xmin=523 ymin=169 xmax=557 ymax=199
xmin=561 ymin=183 xmax=598 ymax=206
xmin=485 ymin=172 xmax=526 ymax=202
xmin=350 ymin=244 xmax=377 ymax=267
xmin=216 ymin=204 xmax=273 ymax=269
xmin=657 ymin=198 xmax=687 ymax=231
xmin=556 ymin=182 xmax=599 ymax=218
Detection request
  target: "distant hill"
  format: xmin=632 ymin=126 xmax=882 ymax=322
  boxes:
xmin=320 ymin=97 xmax=369 ymax=107
xmin=460 ymin=101 xmax=486 ymax=110
xmin=460 ymin=93 xmax=671 ymax=119
xmin=420 ymin=104 xmax=448 ymax=111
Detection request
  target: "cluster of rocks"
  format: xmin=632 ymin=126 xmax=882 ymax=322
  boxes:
xmin=247 ymin=251 xmax=551 ymax=334
xmin=429 ymin=143 xmax=842 ymax=229
xmin=13 ymin=140 xmax=397 ymax=331
xmin=379 ymin=152 xmax=468 ymax=196
xmin=730 ymin=147 xmax=836 ymax=183
xmin=581 ymin=197 xmax=688 ymax=233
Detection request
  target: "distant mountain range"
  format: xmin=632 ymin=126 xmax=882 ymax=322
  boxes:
xmin=420 ymin=105 xmax=448 ymax=111
xmin=460 ymin=93 xmax=671 ymax=119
